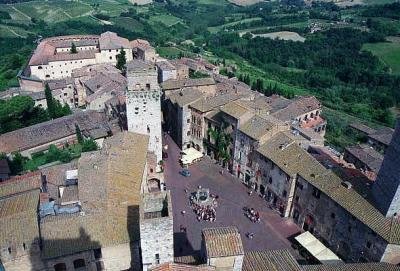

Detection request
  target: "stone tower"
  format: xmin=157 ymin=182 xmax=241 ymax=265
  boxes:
xmin=140 ymin=191 xmax=174 ymax=271
xmin=126 ymin=60 xmax=162 ymax=164
xmin=372 ymin=119 xmax=400 ymax=217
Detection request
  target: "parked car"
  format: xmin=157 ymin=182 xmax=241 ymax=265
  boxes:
xmin=179 ymin=169 xmax=191 ymax=177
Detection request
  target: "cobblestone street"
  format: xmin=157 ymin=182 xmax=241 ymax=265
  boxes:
xmin=163 ymin=135 xmax=302 ymax=259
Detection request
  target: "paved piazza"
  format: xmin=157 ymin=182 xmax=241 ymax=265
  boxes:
xmin=163 ymin=135 xmax=302 ymax=259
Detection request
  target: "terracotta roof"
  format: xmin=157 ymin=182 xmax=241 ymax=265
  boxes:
xmin=239 ymin=115 xmax=284 ymax=141
xmin=127 ymin=59 xmax=156 ymax=73
xmin=156 ymin=61 xmax=176 ymax=71
xmin=0 ymin=110 xmax=111 ymax=154
xmin=349 ymin=123 xmax=377 ymax=135
xmin=220 ymin=101 xmax=250 ymax=119
xmin=0 ymin=189 xmax=40 ymax=248
xmin=242 ymin=249 xmax=302 ymax=271
xmin=302 ymin=263 xmax=400 ymax=271
xmin=167 ymin=88 xmax=204 ymax=107
xmin=202 ymin=226 xmax=244 ymax=258
xmin=272 ymin=96 xmax=321 ymax=122
xmin=344 ymin=145 xmax=383 ymax=172
xmin=257 ymin=132 xmax=400 ymax=246
xmin=190 ymin=92 xmax=245 ymax=113
xmin=150 ymin=263 xmax=215 ymax=271
xmin=41 ymin=161 xmax=78 ymax=200
xmin=99 ymin=31 xmax=131 ymax=50
xmin=0 ymin=171 xmax=42 ymax=198
xmin=368 ymin=128 xmax=394 ymax=147
xmin=41 ymin=132 xmax=149 ymax=258
xmin=161 ymin=78 xmax=215 ymax=90
xmin=48 ymin=50 xmax=96 ymax=62
xmin=131 ymin=39 xmax=152 ymax=50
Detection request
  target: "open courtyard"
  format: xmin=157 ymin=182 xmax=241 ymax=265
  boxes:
xmin=163 ymin=135 xmax=302 ymax=260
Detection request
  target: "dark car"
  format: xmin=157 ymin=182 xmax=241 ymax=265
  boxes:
xmin=179 ymin=169 xmax=191 ymax=177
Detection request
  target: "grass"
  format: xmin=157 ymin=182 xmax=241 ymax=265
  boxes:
xmin=362 ymin=41 xmax=400 ymax=75
xmin=208 ymin=17 xmax=262 ymax=33
xmin=149 ymin=14 xmax=183 ymax=27
xmin=157 ymin=46 xmax=184 ymax=59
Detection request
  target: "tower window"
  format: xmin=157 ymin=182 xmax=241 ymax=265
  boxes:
xmin=155 ymin=253 xmax=160 ymax=264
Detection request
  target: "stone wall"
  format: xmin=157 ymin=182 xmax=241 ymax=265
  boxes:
xmin=290 ymin=175 xmax=388 ymax=263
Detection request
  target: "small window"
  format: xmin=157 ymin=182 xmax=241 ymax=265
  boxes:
xmin=8 ymin=247 xmax=11 ymax=254
xmin=295 ymin=195 xmax=299 ymax=202
xmin=73 ymin=259 xmax=86 ymax=269
xmin=23 ymin=243 xmax=26 ymax=250
xmin=312 ymin=187 xmax=321 ymax=199
xmin=366 ymin=241 xmax=372 ymax=249
xmin=331 ymin=213 xmax=336 ymax=219
xmin=64 ymin=93 xmax=67 ymax=96
xmin=155 ymin=253 xmax=160 ymax=264
xmin=187 ymin=119 xmax=190 ymax=124
xmin=269 ymin=177 xmax=272 ymax=184
xmin=187 ymin=131 xmax=190 ymax=136
xmin=38 ymin=66 xmax=43 ymax=69
xmin=94 ymin=248 xmax=102 ymax=259
xmin=282 ymin=190 xmax=287 ymax=197
xmin=109 ymin=56 xmax=112 ymax=60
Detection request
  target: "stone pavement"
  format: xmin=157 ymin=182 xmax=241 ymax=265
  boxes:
xmin=163 ymin=135 xmax=302 ymax=259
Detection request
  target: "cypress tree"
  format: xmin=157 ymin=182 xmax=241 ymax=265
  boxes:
xmin=75 ymin=124 xmax=84 ymax=144
xmin=71 ymin=42 xmax=77 ymax=54
xmin=116 ymin=48 xmax=127 ymax=73
xmin=44 ymin=84 xmax=56 ymax=119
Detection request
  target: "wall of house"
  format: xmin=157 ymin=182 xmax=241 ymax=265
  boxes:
xmin=253 ymin=154 xmax=295 ymax=217
xmin=101 ymin=243 xmax=136 ymax=271
xmin=158 ymin=68 xmax=177 ymax=83
xmin=55 ymin=45 xmax=97 ymax=53
xmin=189 ymin=109 xmax=205 ymax=152
xmin=52 ymin=84 xmax=76 ymax=108
xmin=290 ymin=176 xmax=388 ymax=263
xmin=18 ymin=77 xmax=44 ymax=92
xmin=95 ymin=48 xmax=133 ymax=65
xmin=87 ymin=92 xmax=114 ymax=111
xmin=140 ymin=215 xmax=174 ymax=271
xmin=31 ymin=58 xmax=97 ymax=81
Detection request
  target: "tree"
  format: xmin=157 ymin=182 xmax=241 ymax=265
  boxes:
xmin=82 ymin=138 xmax=98 ymax=152
xmin=75 ymin=124 xmax=84 ymax=144
xmin=45 ymin=83 xmax=56 ymax=118
xmin=9 ymin=152 xmax=27 ymax=174
xmin=71 ymin=42 xmax=77 ymax=54
xmin=116 ymin=48 xmax=127 ymax=73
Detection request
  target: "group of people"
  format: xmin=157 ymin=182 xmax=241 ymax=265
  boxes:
xmin=191 ymin=202 xmax=217 ymax=222
xmin=244 ymin=207 xmax=261 ymax=223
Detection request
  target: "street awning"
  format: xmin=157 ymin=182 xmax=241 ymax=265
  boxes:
xmin=295 ymin=231 xmax=342 ymax=264
xmin=180 ymin=147 xmax=203 ymax=165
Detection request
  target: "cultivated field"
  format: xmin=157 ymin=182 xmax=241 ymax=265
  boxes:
xmin=253 ymin=31 xmax=306 ymax=42
xmin=362 ymin=40 xmax=400 ymax=75
xmin=228 ymin=0 xmax=264 ymax=6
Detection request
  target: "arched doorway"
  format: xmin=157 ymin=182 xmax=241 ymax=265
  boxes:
xmin=303 ymin=214 xmax=314 ymax=233
xmin=73 ymin=258 xmax=86 ymax=269
xmin=54 ymin=263 xmax=67 ymax=271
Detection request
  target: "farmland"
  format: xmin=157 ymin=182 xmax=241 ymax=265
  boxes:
xmin=362 ymin=39 xmax=400 ymax=75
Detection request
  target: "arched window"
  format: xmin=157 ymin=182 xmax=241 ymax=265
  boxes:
xmin=73 ymin=258 xmax=86 ymax=269
xmin=54 ymin=263 xmax=67 ymax=271
xmin=38 ymin=66 xmax=43 ymax=69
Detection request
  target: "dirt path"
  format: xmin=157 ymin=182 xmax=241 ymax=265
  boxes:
xmin=4 ymin=26 xmax=24 ymax=38
xmin=11 ymin=6 xmax=31 ymax=20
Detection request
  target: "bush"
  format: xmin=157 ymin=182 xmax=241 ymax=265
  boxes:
xmin=82 ymin=139 xmax=98 ymax=152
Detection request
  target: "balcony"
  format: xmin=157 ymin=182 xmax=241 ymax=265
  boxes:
xmin=300 ymin=116 xmax=326 ymax=129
